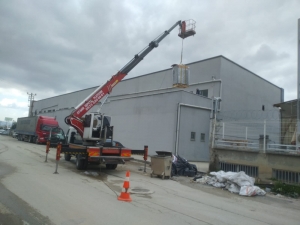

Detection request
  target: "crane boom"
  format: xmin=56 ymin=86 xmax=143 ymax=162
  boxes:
xmin=65 ymin=20 xmax=184 ymax=136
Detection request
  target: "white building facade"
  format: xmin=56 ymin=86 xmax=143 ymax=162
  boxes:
xmin=32 ymin=56 xmax=283 ymax=161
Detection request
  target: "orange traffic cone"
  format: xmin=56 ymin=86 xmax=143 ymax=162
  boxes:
xmin=118 ymin=171 xmax=132 ymax=202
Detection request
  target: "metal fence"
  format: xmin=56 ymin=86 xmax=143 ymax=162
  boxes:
xmin=219 ymin=162 xmax=259 ymax=178
xmin=272 ymin=169 xmax=300 ymax=184
xmin=213 ymin=119 xmax=300 ymax=154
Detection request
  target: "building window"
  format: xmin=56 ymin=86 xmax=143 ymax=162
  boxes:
xmin=201 ymin=133 xmax=205 ymax=142
xmin=191 ymin=132 xmax=196 ymax=141
xmin=196 ymin=89 xmax=208 ymax=97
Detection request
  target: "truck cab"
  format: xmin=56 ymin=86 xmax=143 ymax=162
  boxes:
xmin=35 ymin=116 xmax=60 ymax=143
xmin=48 ymin=126 xmax=67 ymax=146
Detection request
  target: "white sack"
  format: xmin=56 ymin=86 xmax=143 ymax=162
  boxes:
xmin=195 ymin=176 xmax=210 ymax=184
xmin=210 ymin=171 xmax=228 ymax=183
xmin=210 ymin=171 xmax=255 ymax=186
xmin=239 ymin=186 xmax=266 ymax=196
xmin=212 ymin=182 xmax=226 ymax=188
xmin=226 ymin=183 xmax=240 ymax=193
xmin=206 ymin=177 xmax=218 ymax=186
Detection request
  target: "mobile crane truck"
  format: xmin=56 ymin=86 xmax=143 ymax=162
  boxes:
xmin=50 ymin=20 xmax=196 ymax=170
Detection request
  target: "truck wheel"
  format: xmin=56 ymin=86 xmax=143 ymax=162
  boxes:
xmin=106 ymin=164 xmax=117 ymax=170
xmin=64 ymin=153 xmax=71 ymax=161
xmin=76 ymin=154 xmax=88 ymax=170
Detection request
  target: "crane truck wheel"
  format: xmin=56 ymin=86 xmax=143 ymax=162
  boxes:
xmin=64 ymin=153 xmax=71 ymax=161
xmin=106 ymin=164 xmax=117 ymax=170
xmin=76 ymin=154 xmax=88 ymax=170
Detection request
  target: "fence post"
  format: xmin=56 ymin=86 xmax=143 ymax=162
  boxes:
xmin=54 ymin=142 xmax=61 ymax=174
xmin=245 ymin=127 xmax=248 ymax=140
xmin=45 ymin=140 xmax=50 ymax=162
xmin=222 ymin=122 xmax=225 ymax=139
xmin=263 ymin=120 xmax=266 ymax=153
xmin=143 ymin=145 xmax=148 ymax=173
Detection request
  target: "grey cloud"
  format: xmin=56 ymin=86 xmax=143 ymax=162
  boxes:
xmin=243 ymin=44 xmax=290 ymax=70
xmin=0 ymin=102 xmax=26 ymax=109
xmin=0 ymin=0 xmax=299 ymax=103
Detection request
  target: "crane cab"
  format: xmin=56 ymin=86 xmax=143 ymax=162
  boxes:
xmin=82 ymin=113 xmax=112 ymax=145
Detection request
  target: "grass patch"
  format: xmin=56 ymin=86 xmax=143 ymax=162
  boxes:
xmin=272 ymin=181 xmax=300 ymax=198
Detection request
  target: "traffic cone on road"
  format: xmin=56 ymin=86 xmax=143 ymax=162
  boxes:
xmin=118 ymin=171 xmax=132 ymax=202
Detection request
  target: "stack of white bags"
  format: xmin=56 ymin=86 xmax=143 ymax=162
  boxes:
xmin=195 ymin=171 xmax=266 ymax=196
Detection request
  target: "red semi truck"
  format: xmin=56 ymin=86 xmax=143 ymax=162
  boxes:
xmin=15 ymin=116 xmax=60 ymax=144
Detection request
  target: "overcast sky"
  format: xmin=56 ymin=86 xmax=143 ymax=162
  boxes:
xmin=0 ymin=0 xmax=299 ymax=123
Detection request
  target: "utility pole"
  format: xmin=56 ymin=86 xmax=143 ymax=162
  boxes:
xmin=297 ymin=19 xmax=300 ymax=148
xmin=27 ymin=92 xmax=36 ymax=117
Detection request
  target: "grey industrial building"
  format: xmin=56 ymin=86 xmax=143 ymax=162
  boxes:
xmin=31 ymin=56 xmax=283 ymax=161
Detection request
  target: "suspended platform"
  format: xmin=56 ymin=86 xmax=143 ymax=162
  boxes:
xmin=178 ymin=19 xmax=196 ymax=39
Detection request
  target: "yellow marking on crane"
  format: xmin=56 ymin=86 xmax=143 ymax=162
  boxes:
xmin=111 ymin=80 xmax=119 ymax=88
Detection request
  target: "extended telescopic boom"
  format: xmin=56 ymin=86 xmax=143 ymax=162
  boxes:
xmin=65 ymin=21 xmax=184 ymax=136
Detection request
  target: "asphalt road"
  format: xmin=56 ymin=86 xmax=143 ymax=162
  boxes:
xmin=0 ymin=135 xmax=299 ymax=225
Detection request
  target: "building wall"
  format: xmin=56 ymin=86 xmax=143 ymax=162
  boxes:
xmin=101 ymin=90 xmax=211 ymax=160
xmin=212 ymin=147 xmax=300 ymax=180
xmin=32 ymin=57 xmax=223 ymax=134
xmin=31 ymin=56 xmax=283 ymax=162
xmin=219 ymin=57 xmax=283 ymax=113
xmin=34 ymin=89 xmax=96 ymax=114
xmin=110 ymin=56 xmax=222 ymax=98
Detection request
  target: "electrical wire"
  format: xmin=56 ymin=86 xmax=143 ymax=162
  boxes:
xmin=180 ymin=38 xmax=184 ymax=64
